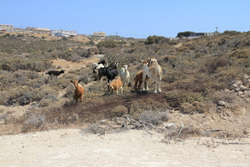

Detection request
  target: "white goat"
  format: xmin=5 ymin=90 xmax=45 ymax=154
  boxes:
xmin=120 ymin=65 xmax=130 ymax=86
xmin=141 ymin=58 xmax=163 ymax=93
xmin=92 ymin=63 xmax=104 ymax=71
xmin=92 ymin=63 xmax=105 ymax=82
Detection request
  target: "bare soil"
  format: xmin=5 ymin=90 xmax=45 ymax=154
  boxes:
xmin=0 ymin=129 xmax=249 ymax=167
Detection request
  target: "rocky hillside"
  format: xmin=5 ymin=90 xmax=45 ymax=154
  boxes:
xmin=0 ymin=31 xmax=249 ymax=138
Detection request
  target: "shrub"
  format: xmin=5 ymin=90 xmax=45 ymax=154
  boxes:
xmin=0 ymin=58 xmax=52 ymax=72
xmin=21 ymin=113 xmax=46 ymax=132
xmin=181 ymin=101 xmax=208 ymax=114
xmin=177 ymin=31 xmax=195 ymax=38
xmin=139 ymin=110 xmax=169 ymax=126
xmin=38 ymin=99 xmax=52 ymax=107
xmin=228 ymin=49 xmax=250 ymax=67
xmin=165 ymin=91 xmax=204 ymax=108
xmin=145 ymin=35 xmax=169 ymax=45
xmin=109 ymin=105 xmax=128 ymax=117
xmin=223 ymin=30 xmax=241 ymax=36
xmin=97 ymin=40 xmax=118 ymax=48
xmin=159 ymin=55 xmax=178 ymax=68
xmin=19 ymin=92 xmax=37 ymax=106
xmin=201 ymin=57 xmax=229 ymax=74
xmin=212 ymin=91 xmax=237 ymax=104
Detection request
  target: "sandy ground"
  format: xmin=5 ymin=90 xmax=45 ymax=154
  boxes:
xmin=0 ymin=129 xmax=249 ymax=167
xmin=52 ymin=54 xmax=104 ymax=72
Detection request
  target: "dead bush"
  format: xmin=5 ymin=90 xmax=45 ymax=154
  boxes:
xmin=181 ymin=101 xmax=208 ymax=114
xmin=165 ymin=91 xmax=204 ymax=108
xmin=201 ymin=57 xmax=229 ymax=74
xmin=139 ymin=110 xmax=169 ymax=126
xmin=81 ymin=124 xmax=106 ymax=135
xmin=212 ymin=91 xmax=237 ymax=104
xmin=21 ymin=113 xmax=46 ymax=133
xmin=109 ymin=105 xmax=128 ymax=117
xmin=163 ymin=124 xmax=199 ymax=142
xmin=228 ymin=49 xmax=250 ymax=67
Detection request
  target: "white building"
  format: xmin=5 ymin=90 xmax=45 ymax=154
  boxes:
xmin=50 ymin=30 xmax=77 ymax=37
xmin=93 ymin=31 xmax=106 ymax=38
xmin=26 ymin=27 xmax=50 ymax=31
xmin=0 ymin=24 xmax=14 ymax=32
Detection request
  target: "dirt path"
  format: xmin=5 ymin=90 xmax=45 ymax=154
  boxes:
xmin=52 ymin=54 xmax=104 ymax=72
xmin=0 ymin=129 xmax=249 ymax=167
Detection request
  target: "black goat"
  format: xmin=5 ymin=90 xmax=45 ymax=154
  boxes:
xmin=45 ymin=70 xmax=65 ymax=79
xmin=97 ymin=63 xmax=118 ymax=83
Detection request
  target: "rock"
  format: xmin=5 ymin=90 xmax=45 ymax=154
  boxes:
xmin=232 ymin=83 xmax=239 ymax=89
xmin=218 ymin=101 xmax=226 ymax=106
xmin=224 ymin=89 xmax=231 ymax=93
xmin=165 ymin=123 xmax=177 ymax=131
xmin=243 ymin=74 xmax=249 ymax=80
xmin=244 ymin=91 xmax=250 ymax=97
xmin=238 ymin=91 xmax=244 ymax=96
xmin=240 ymin=85 xmax=249 ymax=91
xmin=234 ymin=80 xmax=243 ymax=86
xmin=235 ymin=87 xmax=241 ymax=92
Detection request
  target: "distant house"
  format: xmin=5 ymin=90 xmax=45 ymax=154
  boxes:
xmin=190 ymin=32 xmax=217 ymax=37
xmin=0 ymin=24 xmax=14 ymax=32
xmin=93 ymin=31 xmax=106 ymax=38
xmin=50 ymin=30 xmax=77 ymax=37
xmin=177 ymin=31 xmax=218 ymax=38
xmin=26 ymin=27 xmax=50 ymax=31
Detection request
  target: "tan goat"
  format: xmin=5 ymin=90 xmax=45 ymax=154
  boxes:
xmin=141 ymin=58 xmax=163 ymax=93
xmin=108 ymin=77 xmax=123 ymax=95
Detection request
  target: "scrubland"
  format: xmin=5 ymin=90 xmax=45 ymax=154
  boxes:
xmin=0 ymin=31 xmax=249 ymax=140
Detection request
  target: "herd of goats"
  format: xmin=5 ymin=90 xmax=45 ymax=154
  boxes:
xmin=45 ymin=58 xmax=163 ymax=102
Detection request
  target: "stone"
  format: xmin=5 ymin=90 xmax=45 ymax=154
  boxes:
xmin=240 ymin=85 xmax=249 ymax=91
xmin=218 ymin=101 xmax=226 ymax=106
xmin=165 ymin=123 xmax=177 ymax=131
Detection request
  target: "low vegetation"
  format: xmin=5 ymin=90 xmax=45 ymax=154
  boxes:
xmin=0 ymin=31 xmax=249 ymax=138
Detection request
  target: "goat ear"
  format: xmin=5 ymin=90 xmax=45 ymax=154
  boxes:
xmin=70 ymin=80 xmax=73 ymax=83
xmin=78 ymin=80 xmax=81 ymax=83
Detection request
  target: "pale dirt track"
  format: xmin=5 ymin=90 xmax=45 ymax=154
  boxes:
xmin=0 ymin=129 xmax=249 ymax=167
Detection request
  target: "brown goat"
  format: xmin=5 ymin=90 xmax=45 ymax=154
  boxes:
xmin=70 ymin=80 xmax=84 ymax=102
xmin=134 ymin=70 xmax=148 ymax=89
xmin=108 ymin=77 xmax=123 ymax=95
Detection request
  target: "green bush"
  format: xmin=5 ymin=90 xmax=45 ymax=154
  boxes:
xmin=145 ymin=35 xmax=169 ymax=45
xmin=177 ymin=31 xmax=195 ymax=37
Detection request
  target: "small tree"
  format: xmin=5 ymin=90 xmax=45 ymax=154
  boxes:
xmin=176 ymin=31 xmax=195 ymax=38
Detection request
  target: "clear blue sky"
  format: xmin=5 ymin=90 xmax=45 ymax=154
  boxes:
xmin=1 ymin=0 xmax=249 ymax=38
